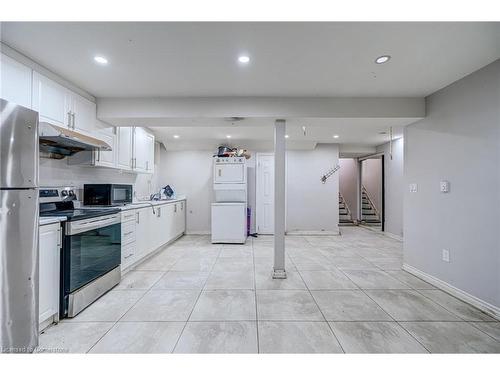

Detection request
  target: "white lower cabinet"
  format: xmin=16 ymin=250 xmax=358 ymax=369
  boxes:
xmin=39 ymin=223 xmax=61 ymax=330
xmin=121 ymin=210 xmax=137 ymax=269
xmin=121 ymin=200 xmax=186 ymax=272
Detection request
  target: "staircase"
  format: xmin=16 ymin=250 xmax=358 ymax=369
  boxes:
xmin=361 ymin=186 xmax=381 ymax=226
xmin=339 ymin=193 xmax=354 ymax=225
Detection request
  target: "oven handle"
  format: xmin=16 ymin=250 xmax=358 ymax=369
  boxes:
xmin=66 ymin=214 xmax=121 ymax=235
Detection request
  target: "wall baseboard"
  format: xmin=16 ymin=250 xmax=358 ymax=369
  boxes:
xmin=383 ymin=231 xmax=403 ymax=242
xmin=357 ymin=225 xmax=403 ymax=242
xmin=286 ymin=230 xmax=340 ymax=236
xmin=186 ymin=230 xmax=211 ymax=235
xmin=402 ymin=263 xmax=500 ymax=320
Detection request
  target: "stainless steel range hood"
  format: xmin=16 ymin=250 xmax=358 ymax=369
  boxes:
xmin=39 ymin=122 xmax=112 ymax=159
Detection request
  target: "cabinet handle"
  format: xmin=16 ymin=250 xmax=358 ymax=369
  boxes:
xmin=174 ymin=204 xmax=177 ymax=213
xmin=157 ymin=207 xmax=161 ymax=217
xmin=136 ymin=211 xmax=140 ymax=224
xmin=67 ymin=111 xmax=72 ymax=128
xmin=72 ymin=112 xmax=76 ymax=129
xmin=124 ymin=253 xmax=134 ymax=259
xmin=146 ymin=161 xmax=148 ymax=170
xmin=218 ymin=169 xmax=221 ymax=177
xmin=123 ymin=231 xmax=134 ymax=236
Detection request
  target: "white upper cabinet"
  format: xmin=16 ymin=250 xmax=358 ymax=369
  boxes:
xmin=70 ymin=94 xmax=97 ymax=135
xmin=117 ymin=126 xmax=134 ymax=170
xmin=0 ymin=53 xmax=32 ymax=108
xmin=133 ymin=127 xmax=154 ymax=173
xmin=32 ymin=71 xmax=71 ymax=127
xmin=133 ymin=127 xmax=147 ymax=172
xmin=145 ymin=132 xmax=155 ymax=173
xmin=95 ymin=131 xmax=116 ymax=168
xmin=32 ymin=71 xmax=97 ymax=135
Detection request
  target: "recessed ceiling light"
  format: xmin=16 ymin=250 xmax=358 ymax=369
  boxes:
xmin=285 ymin=135 xmax=289 ymax=138
xmin=333 ymin=134 xmax=340 ymax=139
xmin=375 ymin=55 xmax=391 ymax=64
xmin=94 ymin=55 xmax=108 ymax=65
xmin=173 ymin=135 xmax=180 ymax=139
xmin=238 ymin=55 xmax=250 ymax=64
xmin=226 ymin=135 xmax=232 ymax=139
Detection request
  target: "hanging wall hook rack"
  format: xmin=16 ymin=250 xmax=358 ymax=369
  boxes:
xmin=320 ymin=164 xmax=340 ymax=184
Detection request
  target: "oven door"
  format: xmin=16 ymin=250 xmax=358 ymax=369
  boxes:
xmin=61 ymin=214 xmax=121 ymax=316
xmin=111 ymin=184 xmax=132 ymax=205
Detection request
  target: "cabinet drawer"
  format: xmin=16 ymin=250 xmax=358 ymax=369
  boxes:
xmin=121 ymin=210 xmax=136 ymax=223
xmin=121 ymin=242 xmax=136 ymax=265
xmin=121 ymin=221 xmax=136 ymax=245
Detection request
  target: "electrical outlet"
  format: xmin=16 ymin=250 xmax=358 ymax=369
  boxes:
xmin=442 ymin=249 xmax=450 ymax=262
xmin=440 ymin=180 xmax=450 ymax=193
xmin=409 ymin=183 xmax=418 ymax=193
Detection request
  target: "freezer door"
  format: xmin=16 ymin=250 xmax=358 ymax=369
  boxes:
xmin=0 ymin=99 xmax=39 ymax=188
xmin=0 ymin=189 xmax=39 ymax=353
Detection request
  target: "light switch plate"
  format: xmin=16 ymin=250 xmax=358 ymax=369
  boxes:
xmin=440 ymin=180 xmax=450 ymax=193
xmin=442 ymin=249 xmax=450 ymax=262
xmin=409 ymin=183 xmax=418 ymax=193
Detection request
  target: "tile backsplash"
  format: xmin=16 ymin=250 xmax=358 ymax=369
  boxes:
xmin=39 ymin=156 xmax=159 ymax=200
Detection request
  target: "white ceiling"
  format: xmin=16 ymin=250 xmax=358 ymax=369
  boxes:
xmin=1 ymin=22 xmax=499 ymax=97
xmin=150 ymin=117 xmax=409 ymax=150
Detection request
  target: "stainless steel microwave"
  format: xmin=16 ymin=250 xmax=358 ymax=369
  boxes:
xmin=83 ymin=184 xmax=133 ymax=206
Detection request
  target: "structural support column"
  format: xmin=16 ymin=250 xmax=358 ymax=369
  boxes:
xmin=273 ymin=119 xmax=287 ymax=279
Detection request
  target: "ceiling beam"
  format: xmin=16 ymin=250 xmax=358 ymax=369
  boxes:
xmin=97 ymin=97 xmax=425 ymax=125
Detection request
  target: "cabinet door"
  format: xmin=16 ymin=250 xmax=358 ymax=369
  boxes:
xmin=159 ymin=204 xmax=174 ymax=245
xmin=135 ymin=207 xmax=153 ymax=257
xmin=95 ymin=130 xmax=116 ymax=168
xmin=72 ymin=94 xmax=96 ymax=135
xmin=0 ymin=53 xmax=32 ymax=108
xmin=133 ymin=127 xmax=147 ymax=172
xmin=39 ymin=224 xmax=60 ymax=324
xmin=117 ymin=127 xmax=133 ymax=170
xmin=145 ymin=132 xmax=155 ymax=173
xmin=32 ymin=71 xmax=71 ymax=127
xmin=172 ymin=201 xmax=186 ymax=238
xmin=177 ymin=200 xmax=186 ymax=236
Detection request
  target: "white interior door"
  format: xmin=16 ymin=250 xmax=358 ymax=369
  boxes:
xmin=256 ymin=153 xmax=275 ymax=234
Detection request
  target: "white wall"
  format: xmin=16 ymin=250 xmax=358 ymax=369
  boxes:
xmin=286 ymin=144 xmax=340 ymax=234
xmin=339 ymin=158 xmax=359 ymax=220
xmin=157 ymin=149 xmax=214 ymax=234
xmin=361 ymin=158 xmax=382 ymax=213
xmin=160 ymin=144 xmax=340 ymax=234
xmin=376 ymin=138 xmax=404 ymax=237
xmin=404 ymin=60 xmax=500 ymax=310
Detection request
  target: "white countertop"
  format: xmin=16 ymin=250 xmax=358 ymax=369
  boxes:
xmin=38 ymin=197 xmax=186 ymax=225
xmin=39 ymin=216 xmax=67 ymax=226
xmin=79 ymin=196 xmax=187 ymax=212
xmin=119 ymin=196 xmax=186 ymax=211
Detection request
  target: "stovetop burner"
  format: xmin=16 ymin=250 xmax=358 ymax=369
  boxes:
xmin=40 ymin=208 xmax=120 ymax=221
xmin=39 ymin=187 xmax=120 ymax=221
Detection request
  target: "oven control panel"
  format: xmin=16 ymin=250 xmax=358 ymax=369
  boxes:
xmin=40 ymin=187 xmax=77 ymax=202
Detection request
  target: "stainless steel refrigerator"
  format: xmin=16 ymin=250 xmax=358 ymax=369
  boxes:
xmin=0 ymin=98 xmax=39 ymax=353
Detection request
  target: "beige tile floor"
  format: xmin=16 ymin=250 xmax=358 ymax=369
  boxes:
xmin=37 ymin=227 xmax=500 ymax=353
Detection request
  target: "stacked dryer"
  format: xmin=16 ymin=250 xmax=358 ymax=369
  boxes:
xmin=211 ymin=157 xmax=248 ymax=244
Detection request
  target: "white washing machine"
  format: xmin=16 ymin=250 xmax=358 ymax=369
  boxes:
xmin=211 ymin=157 xmax=248 ymax=244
